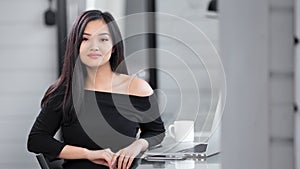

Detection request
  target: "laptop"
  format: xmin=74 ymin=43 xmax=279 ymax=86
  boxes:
xmin=143 ymin=93 xmax=222 ymax=161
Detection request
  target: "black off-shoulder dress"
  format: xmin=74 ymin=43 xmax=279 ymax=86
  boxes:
xmin=27 ymin=90 xmax=165 ymax=169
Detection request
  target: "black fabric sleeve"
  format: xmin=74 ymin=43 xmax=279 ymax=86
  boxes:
xmin=27 ymin=97 xmax=66 ymax=161
xmin=138 ymin=94 xmax=166 ymax=147
xmin=139 ymin=117 xmax=165 ymax=147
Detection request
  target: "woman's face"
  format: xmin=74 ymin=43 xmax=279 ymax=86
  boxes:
xmin=79 ymin=19 xmax=113 ymax=69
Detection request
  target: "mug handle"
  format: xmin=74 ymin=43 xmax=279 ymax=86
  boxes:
xmin=168 ymin=124 xmax=175 ymax=139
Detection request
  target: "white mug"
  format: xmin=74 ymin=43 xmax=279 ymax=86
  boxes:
xmin=168 ymin=120 xmax=194 ymax=142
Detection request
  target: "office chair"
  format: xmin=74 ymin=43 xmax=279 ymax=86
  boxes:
xmin=36 ymin=153 xmax=64 ymax=169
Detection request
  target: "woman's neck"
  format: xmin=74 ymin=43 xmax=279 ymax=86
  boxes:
xmin=85 ymin=63 xmax=115 ymax=91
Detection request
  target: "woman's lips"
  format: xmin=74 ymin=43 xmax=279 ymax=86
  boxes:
xmin=87 ymin=53 xmax=102 ymax=59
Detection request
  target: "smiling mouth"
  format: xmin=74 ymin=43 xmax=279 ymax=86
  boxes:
xmin=87 ymin=53 xmax=102 ymax=59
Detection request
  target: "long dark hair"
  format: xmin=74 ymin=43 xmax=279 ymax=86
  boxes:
xmin=41 ymin=10 xmax=127 ymax=123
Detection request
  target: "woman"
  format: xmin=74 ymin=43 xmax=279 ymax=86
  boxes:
xmin=27 ymin=10 xmax=165 ymax=169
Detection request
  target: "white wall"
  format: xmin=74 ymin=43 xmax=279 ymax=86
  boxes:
xmin=0 ymin=0 xmax=57 ymax=168
xmin=295 ymin=0 xmax=300 ymax=168
xmin=156 ymin=0 xmax=220 ymax=137
xmin=221 ymin=0 xmax=295 ymax=169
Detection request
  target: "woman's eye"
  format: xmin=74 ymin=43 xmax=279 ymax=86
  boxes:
xmin=100 ymin=38 xmax=109 ymax=42
xmin=82 ymin=37 xmax=89 ymax=41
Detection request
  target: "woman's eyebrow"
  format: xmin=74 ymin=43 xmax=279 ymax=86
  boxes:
xmin=83 ymin=32 xmax=110 ymax=36
xmin=98 ymin=32 xmax=110 ymax=36
xmin=83 ymin=32 xmax=91 ymax=36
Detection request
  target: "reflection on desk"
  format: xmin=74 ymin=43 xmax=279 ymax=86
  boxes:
xmin=132 ymin=134 xmax=221 ymax=169
xmin=133 ymin=154 xmax=221 ymax=169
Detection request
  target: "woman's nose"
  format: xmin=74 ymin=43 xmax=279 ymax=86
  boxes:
xmin=90 ymin=46 xmax=99 ymax=51
xmin=90 ymin=39 xmax=100 ymax=51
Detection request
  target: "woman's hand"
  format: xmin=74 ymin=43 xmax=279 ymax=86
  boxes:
xmin=86 ymin=148 xmax=115 ymax=168
xmin=112 ymin=139 xmax=149 ymax=169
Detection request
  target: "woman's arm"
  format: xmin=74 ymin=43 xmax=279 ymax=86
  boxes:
xmin=27 ymin=103 xmax=66 ymax=160
xmin=112 ymin=139 xmax=148 ymax=169
xmin=139 ymin=116 xmax=166 ymax=147
xmin=129 ymin=77 xmax=166 ymax=147
xmin=112 ymin=119 xmax=165 ymax=169
xmin=58 ymin=145 xmax=89 ymax=159
xmin=59 ymin=145 xmax=114 ymax=167
xmin=27 ymin=102 xmax=115 ymax=167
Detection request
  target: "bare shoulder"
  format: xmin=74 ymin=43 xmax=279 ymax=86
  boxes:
xmin=120 ymin=74 xmax=153 ymax=97
xmin=115 ymin=74 xmax=153 ymax=96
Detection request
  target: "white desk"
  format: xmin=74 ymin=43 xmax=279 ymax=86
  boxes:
xmin=135 ymin=136 xmax=221 ymax=169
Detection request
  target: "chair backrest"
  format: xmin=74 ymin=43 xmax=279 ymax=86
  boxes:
xmin=36 ymin=153 xmax=64 ymax=169
xmin=36 ymin=154 xmax=50 ymax=169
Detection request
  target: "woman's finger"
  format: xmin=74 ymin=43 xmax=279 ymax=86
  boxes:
xmin=122 ymin=155 xmax=130 ymax=169
xmin=102 ymin=150 xmax=114 ymax=166
xmin=111 ymin=152 xmax=119 ymax=168
xmin=126 ymin=157 xmax=135 ymax=169
xmin=118 ymin=154 xmax=125 ymax=169
xmin=98 ymin=160 xmax=108 ymax=166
